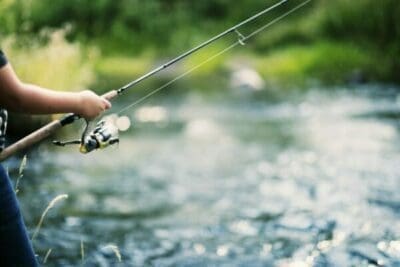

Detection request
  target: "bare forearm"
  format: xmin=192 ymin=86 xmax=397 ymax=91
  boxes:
xmin=0 ymin=64 xmax=78 ymax=114
xmin=0 ymin=63 xmax=110 ymax=119
xmin=11 ymin=83 xmax=81 ymax=115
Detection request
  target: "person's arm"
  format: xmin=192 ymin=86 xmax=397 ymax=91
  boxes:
xmin=0 ymin=62 xmax=111 ymax=120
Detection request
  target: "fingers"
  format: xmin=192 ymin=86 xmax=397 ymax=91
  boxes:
xmin=89 ymin=96 xmax=110 ymax=120
xmin=77 ymin=90 xmax=113 ymax=120
xmin=102 ymin=98 xmax=112 ymax=110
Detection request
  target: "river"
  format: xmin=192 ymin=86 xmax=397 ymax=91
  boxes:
xmin=6 ymin=84 xmax=400 ymax=266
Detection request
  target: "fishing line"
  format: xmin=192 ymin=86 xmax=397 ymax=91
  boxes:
xmin=114 ymin=0 xmax=289 ymax=95
xmin=117 ymin=43 xmax=239 ymax=115
xmin=117 ymin=0 xmax=312 ymax=115
xmin=0 ymin=0 xmax=313 ymax=160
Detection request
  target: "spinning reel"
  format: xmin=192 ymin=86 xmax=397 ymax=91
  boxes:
xmin=53 ymin=116 xmax=120 ymax=153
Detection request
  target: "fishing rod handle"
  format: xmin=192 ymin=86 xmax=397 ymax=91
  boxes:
xmin=0 ymin=120 xmax=63 ymax=162
xmin=0 ymin=91 xmax=117 ymax=162
xmin=102 ymin=90 xmax=118 ymax=100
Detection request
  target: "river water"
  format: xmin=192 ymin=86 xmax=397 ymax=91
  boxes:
xmin=7 ymin=85 xmax=400 ymax=266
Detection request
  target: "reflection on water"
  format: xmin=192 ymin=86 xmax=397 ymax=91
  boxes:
xmin=135 ymin=106 xmax=168 ymax=123
xmin=8 ymin=85 xmax=400 ymax=266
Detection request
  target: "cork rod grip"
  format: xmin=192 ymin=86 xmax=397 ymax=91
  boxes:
xmin=0 ymin=120 xmax=63 ymax=162
xmin=102 ymin=90 xmax=118 ymax=101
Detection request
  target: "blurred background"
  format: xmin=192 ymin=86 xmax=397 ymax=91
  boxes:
xmin=1 ymin=0 xmax=400 ymax=266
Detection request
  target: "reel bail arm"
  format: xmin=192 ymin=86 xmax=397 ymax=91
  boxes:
xmin=53 ymin=117 xmax=119 ymax=154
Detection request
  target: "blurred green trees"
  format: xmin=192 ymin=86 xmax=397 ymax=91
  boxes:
xmin=0 ymin=0 xmax=278 ymax=52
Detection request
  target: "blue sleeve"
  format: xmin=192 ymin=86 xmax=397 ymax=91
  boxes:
xmin=0 ymin=50 xmax=8 ymax=68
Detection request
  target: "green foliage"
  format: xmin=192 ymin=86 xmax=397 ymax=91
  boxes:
xmin=1 ymin=0 xmax=400 ymax=85
xmin=252 ymin=0 xmax=400 ymax=84
xmin=94 ymin=53 xmax=153 ymax=92
xmin=313 ymin=0 xmax=400 ymax=82
xmin=96 ymin=55 xmax=152 ymax=79
xmin=255 ymin=42 xmax=377 ymax=85
xmin=182 ymin=43 xmax=230 ymax=77
xmin=0 ymin=0 xmax=290 ymax=53
xmin=316 ymin=0 xmax=400 ymax=46
xmin=2 ymin=29 xmax=96 ymax=91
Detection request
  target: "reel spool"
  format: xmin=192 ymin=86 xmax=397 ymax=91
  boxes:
xmin=53 ymin=116 xmax=121 ymax=153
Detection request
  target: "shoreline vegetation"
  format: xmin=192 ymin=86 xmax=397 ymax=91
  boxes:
xmin=1 ymin=0 xmax=399 ymax=91
xmin=1 ymin=0 xmax=399 ymax=134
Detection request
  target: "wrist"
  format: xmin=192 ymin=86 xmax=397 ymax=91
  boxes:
xmin=74 ymin=91 xmax=86 ymax=116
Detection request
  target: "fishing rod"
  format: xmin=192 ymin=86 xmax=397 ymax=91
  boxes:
xmin=114 ymin=0 xmax=288 ymax=95
xmin=0 ymin=0 xmax=311 ymax=161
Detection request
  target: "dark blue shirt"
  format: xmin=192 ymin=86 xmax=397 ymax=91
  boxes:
xmin=0 ymin=50 xmax=7 ymax=68
xmin=0 ymin=49 xmax=8 ymax=152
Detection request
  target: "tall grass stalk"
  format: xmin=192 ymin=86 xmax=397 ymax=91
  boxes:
xmin=31 ymin=194 xmax=68 ymax=242
xmin=81 ymin=238 xmax=85 ymax=266
xmin=103 ymin=244 xmax=122 ymax=262
xmin=43 ymin=249 xmax=52 ymax=264
xmin=15 ymin=155 xmax=27 ymax=194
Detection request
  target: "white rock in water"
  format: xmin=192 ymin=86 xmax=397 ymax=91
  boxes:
xmin=230 ymin=67 xmax=265 ymax=92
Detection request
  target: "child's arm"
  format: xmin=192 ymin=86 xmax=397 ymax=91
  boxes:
xmin=0 ymin=63 xmax=111 ymax=120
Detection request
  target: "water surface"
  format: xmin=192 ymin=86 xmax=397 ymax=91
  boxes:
xmin=8 ymin=85 xmax=400 ymax=266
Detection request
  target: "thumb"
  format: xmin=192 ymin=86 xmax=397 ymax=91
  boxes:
xmin=102 ymin=98 xmax=112 ymax=109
